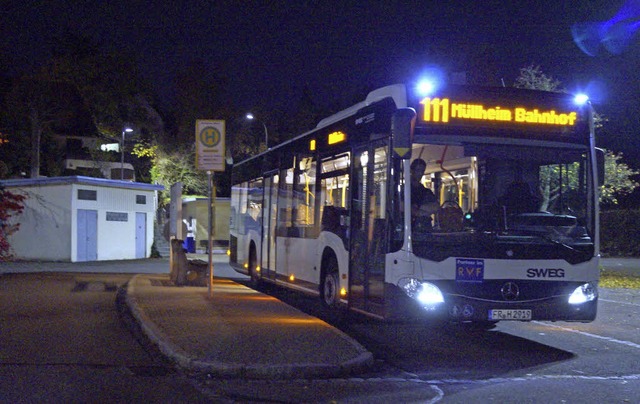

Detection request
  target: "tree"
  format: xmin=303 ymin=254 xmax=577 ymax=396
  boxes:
xmin=514 ymin=65 xmax=640 ymax=204
xmin=514 ymin=65 xmax=562 ymax=92
xmin=148 ymin=144 xmax=209 ymax=205
xmin=4 ymin=75 xmax=75 ymax=177
xmin=45 ymin=33 xmax=165 ymax=177
xmin=143 ymin=60 xmax=265 ymax=199
xmin=0 ymin=187 xmax=26 ymax=260
xmin=601 ymin=150 xmax=639 ymax=206
xmin=2 ymin=33 xmax=165 ymax=181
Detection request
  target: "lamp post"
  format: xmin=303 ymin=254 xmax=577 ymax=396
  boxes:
xmin=121 ymin=127 xmax=133 ymax=180
xmin=245 ymin=113 xmax=269 ymax=148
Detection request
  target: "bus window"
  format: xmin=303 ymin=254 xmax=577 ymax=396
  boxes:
xmin=246 ymin=178 xmax=263 ymax=230
xmin=539 ymin=160 xmax=587 ymax=217
xmin=320 ymin=153 xmax=350 ymax=208
xmin=319 ymin=152 xmax=350 ymax=233
xmin=278 ymin=167 xmax=294 ymax=231
xmin=293 ymin=157 xmax=316 ymax=228
xmin=372 ymin=147 xmax=388 ymax=219
xmin=229 ymin=182 xmax=241 ymax=231
xmin=232 ymin=181 xmax=249 ymax=234
xmin=439 ymin=169 xmax=471 ymax=212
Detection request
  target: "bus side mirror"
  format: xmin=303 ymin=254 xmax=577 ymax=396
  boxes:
xmin=391 ymin=108 xmax=416 ymax=160
xmin=596 ymin=148 xmax=605 ymax=187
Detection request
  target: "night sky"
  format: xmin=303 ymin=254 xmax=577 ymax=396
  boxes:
xmin=2 ymin=0 xmax=639 ymax=159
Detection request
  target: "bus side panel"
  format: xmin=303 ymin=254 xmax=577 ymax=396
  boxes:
xmin=231 ymin=229 xmax=261 ymax=276
xmin=282 ymin=237 xmax=319 ymax=283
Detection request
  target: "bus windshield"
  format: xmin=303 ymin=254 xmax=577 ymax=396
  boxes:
xmin=407 ymin=142 xmax=595 ymax=264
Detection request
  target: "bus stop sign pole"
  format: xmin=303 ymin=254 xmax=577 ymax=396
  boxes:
xmin=195 ymin=119 xmax=225 ymax=300
xmin=208 ymin=170 xmax=214 ymax=299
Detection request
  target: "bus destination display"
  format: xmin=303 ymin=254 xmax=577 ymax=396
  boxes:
xmin=419 ymin=97 xmax=580 ymax=128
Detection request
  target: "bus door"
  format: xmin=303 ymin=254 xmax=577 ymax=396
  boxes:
xmin=261 ymin=172 xmax=279 ymax=280
xmin=349 ymin=142 xmax=389 ymax=317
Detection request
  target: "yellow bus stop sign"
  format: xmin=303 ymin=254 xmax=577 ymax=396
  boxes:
xmin=196 ymin=120 xmax=225 ymax=171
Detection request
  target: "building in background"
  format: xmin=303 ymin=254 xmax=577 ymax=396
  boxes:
xmin=1 ymin=176 xmax=163 ymax=262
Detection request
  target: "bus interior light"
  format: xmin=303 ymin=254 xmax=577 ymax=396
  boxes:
xmin=568 ymin=282 xmax=597 ymax=304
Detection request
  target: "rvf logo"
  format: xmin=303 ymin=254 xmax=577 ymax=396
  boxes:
xmin=456 ymin=259 xmax=484 ymax=282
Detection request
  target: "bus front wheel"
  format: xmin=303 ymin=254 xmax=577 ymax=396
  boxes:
xmin=321 ymin=258 xmax=339 ymax=307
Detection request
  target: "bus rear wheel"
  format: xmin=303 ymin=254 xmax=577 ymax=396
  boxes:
xmin=321 ymin=257 xmax=339 ymax=307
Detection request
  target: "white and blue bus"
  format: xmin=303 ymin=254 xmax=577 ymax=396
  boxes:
xmin=229 ymin=82 xmax=602 ymax=324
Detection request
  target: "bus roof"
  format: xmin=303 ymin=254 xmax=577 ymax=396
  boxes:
xmin=316 ymin=84 xmax=407 ymax=129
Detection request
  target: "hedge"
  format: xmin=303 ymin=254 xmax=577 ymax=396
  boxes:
xmin=600 ymin=209 xmax=640 ymax=257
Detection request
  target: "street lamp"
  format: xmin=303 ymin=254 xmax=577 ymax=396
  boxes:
xmin=121 ymin=127 xmax=133 ymax=180
xmin=245 ymin=113 xmax=269 ymax=148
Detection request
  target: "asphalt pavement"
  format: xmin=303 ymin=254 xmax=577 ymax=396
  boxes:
xmin=1 ymin=255 xmax=637 ymax=380
xmin=0 ymin=254 xmax=374 ymax=379
xmin=600 ymin=257 xmax=640 ymax=276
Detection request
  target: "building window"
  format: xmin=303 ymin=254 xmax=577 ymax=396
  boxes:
xmin=106 ymin=212 xmax=128 ymax=222
xmin=136 ymin=195 xmax=146 ymax=204
xmin=78 ymin=189 xmax=97 ymax=201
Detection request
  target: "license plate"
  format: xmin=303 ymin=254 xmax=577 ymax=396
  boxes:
xmin=489 ymin=309 xmax=532 ymax=320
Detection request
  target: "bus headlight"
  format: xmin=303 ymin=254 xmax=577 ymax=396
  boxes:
xmin=568 ymin=282 xmax=598 ymax=305
xmin=398 ymin=278 xmax=445 ymax=310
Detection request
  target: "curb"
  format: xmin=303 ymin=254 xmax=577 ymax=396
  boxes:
xmin=125 ymin=274 xmax=374 ymax=379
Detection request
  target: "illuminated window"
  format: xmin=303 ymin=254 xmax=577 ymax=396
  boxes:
xmin=328 ymin=131 xmax=346 ymax=145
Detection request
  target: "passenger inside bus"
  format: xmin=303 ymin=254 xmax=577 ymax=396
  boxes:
xmin=410 ymin=158 xmax=439 ymax=230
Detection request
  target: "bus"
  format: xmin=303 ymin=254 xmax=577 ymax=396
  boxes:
xmin=229 ymin=82 xmax=602 ymax=325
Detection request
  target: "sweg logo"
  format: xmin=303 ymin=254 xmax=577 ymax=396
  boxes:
xmin=526 ymin=268 xmax=565 ymax=278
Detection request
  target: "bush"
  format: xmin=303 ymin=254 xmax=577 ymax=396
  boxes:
xmin=600 ymin=209 xmax=640 ymax=257
xmin=0 ymin=187 xmax=26 ymax=261
xmin=150 ymin=241 xmax=161 ymax=258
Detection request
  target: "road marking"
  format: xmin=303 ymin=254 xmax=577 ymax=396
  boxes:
xmin=600 ymin=298 xmax=640 ymax=307
xmin=347 ymin=373 xmax=640 ymax=384
xmin=341 ymin=372 xmax=640 ymax=403
xmin=426 ymin=385 xmax=444 ymax=404
xmin=533 ymin=321 xmax=640 ymax=349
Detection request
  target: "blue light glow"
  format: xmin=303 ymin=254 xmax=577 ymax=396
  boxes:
xmin=574 ymin=93 xmax=589 ymax=105
xmin=572 ymin=0 xmax=640 ymax=56
xmin=416 ymin=80 xmax=435 ymax=96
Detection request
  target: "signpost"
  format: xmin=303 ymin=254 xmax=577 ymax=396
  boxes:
xmin=196 ymin=120 xmax=226 ymax=171
xmin=195 ymin=120 xmax=226 ymax=298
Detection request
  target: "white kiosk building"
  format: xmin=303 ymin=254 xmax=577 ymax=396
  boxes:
xmin=1 ymin=176 xmax=163 ymax=262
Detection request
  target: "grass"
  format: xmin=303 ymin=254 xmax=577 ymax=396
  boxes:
xmin=599 ymin=270 xmax=640 ymax=289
